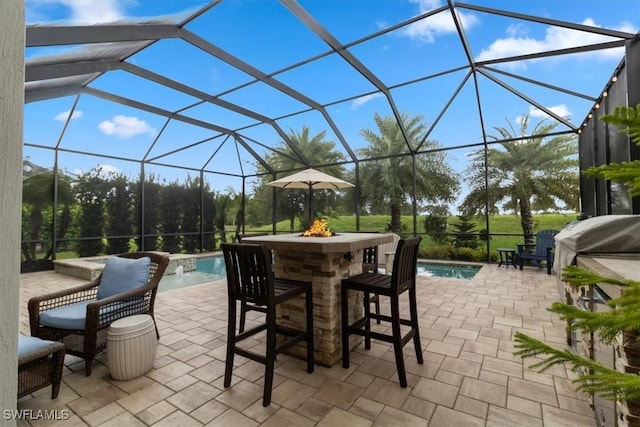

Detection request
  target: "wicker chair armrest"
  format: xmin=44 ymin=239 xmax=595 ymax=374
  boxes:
xmin=86 ymin=282 xmax=157 ymax=330
xmin=18 ymin=341 xmax=66 ymax=366
xmin=29 ymin=280 xmax=100 ymax=309
xmin=29 ymin=280 xmax=100 ymax=334
xmin=28 ymin=284 xmax=98 ymax=312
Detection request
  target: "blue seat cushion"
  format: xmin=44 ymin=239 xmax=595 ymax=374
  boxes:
xmin=39 ymin=299 xmax=142 ymax=330
xmin=96 ymin=256 xmax=151 ymax=300
xmin=18 ymin=334 xmax=57 ymax=357
xmin=40 ymin=301 xmax=92 ymax=330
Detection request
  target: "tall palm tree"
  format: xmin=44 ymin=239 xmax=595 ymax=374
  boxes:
xmin=252 ymin=126 xmax=347 ymax=230
xmin=358 ymin=113 xmax=459 ymax=233
xmin=460 ymin=114 xmax=579 ymax=246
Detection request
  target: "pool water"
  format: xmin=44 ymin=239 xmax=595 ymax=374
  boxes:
xmin=159 ymin=256 xmax=226 ymax=292
xmin=159 ymin=256 xmax=480 ymax=291
xmin=417 ymin=263 xmax=480 ymax=280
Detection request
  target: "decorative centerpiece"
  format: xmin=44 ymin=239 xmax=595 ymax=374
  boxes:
xmin=302 ymin=219 xmax=335 ymax=237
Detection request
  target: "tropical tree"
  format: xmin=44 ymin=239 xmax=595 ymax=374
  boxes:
xmin=159 ymin=181 xmax=183 ymax=253
xmin=451 ymin=214 xmax=479 ymax=249
xmin=21 ymin=159 xmax=74 ymax=264
xmin=202 ymin=188 xmax=217 ymax=250
xmin=213 ymin=190 xmax=234 ymax=244
xmin=357 ymin=113 xmax=460 ymax=233
xmin=423 ymin=204 xmax=450 ymax=244
xmin=460 ymin=114 xmax=579 ymax=246
xmin=133 ymin=174 xmax=162 ymax=251
xmin=182 ymin=176 xmax=202 ymax=253
xmin=250 ymin=126 xmax=347 ymax=230
xmin=105 ymin=172 xmax=133 ymax=254
xmin=75 ymin=167 xmax=108 ymax=257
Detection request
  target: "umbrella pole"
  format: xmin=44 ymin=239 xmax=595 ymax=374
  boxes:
xmin=308 ymin=184 xmax=313 ymax=225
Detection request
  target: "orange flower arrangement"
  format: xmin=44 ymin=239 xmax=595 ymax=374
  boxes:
xmin=303 ymin=219 xmax=333 ymax=237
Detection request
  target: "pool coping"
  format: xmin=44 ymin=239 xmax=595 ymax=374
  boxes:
xmin=53 ymin=251 xmax=223 ymax=281
xmin=53 ymin=252 xmax=481 ymax=282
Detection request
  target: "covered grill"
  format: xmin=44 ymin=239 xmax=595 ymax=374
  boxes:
xmin=554 ymin=215 xmax=640 ymax=296
xmin=555 ymin=215 xmax=640 ymax=426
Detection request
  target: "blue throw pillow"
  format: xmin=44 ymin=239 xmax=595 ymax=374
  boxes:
xmin=96 ymin=256 xmax=151 ymax=300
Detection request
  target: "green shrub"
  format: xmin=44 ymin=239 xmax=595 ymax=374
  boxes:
xmin=419 ymin=244 xmax=454 ymax=260
xmin=452 ymin=247 xmax=476 ymax=261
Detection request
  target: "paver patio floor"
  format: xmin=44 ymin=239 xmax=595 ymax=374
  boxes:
xmin=16 ymin=262 xmax=596 ymax=426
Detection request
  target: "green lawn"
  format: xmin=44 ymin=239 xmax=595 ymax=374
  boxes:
xmin=245 ymin=213 xmax=578 ymax=260
xmin=46 ymin=213 xmax=578 ymax=263
xmin=249 ymin=213 xmax=576 ymax=236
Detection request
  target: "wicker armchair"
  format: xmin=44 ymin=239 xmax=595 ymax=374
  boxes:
xmin=28 ymin=252 xmax=169 ymax=376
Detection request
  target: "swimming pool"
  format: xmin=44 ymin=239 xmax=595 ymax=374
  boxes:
xmin=159 ymin=256 xmax=226 ymax=292
xmin=159 ymin=255 xmax=480 ymax=291
xmin=416 ymin=263 xmax=480 ymax=280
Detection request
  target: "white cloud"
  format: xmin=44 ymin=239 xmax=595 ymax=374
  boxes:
xmin=351 ymin=93 xmax=384 ymax=110
xmin=98 ymin=115 xmax=156 ymax=138
xmin=54 ymin=110 xmax=83 ymax=121
xmin=57 ymin=0 xmax=125 ymax=24
xmin=529 ymin=104 xmax=572 ymax=119
xmin=515 ymin=104 xmax=572 ymax=126
xmin=375 ymin=19 xmax=388 ymax=30
xmin=400 ymin=0 xmax=479 ymax=43
xmin=506 ymin=23 xmax=528 ymax=38
xmin=477 ymin=18 xmax=638 ymax=67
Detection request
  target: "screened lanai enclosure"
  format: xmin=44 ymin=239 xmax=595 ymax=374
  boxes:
xmin=22 ymin=0 xmax=640 ymax=271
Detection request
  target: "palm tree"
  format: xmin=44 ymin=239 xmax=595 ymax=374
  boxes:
xmin=252 ymin=126 xmax=347 ymax=230
xmin=460 ymin=114 xmax=579 ymax=246
xmin=358 ymin=113 xmax=460 ymax=233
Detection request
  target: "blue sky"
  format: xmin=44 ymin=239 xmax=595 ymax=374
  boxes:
xmin=23 ymin=0 xmax=640 ymax=208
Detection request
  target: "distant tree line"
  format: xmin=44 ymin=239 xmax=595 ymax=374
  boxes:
xmin=21 ymin=163 xmax=240 ymax=268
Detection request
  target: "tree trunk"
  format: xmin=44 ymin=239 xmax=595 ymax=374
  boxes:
xmin=217 ymin=215 xmax=227 ymax=244
xmin=234 ymin=209 xmax=243 ymax=242
xmin=519 ymin=198 xmax=535 ymax=247
xmin=390 ymin=203 xmax=402 ymax=233
xmin=28 ymin=208 xmax=43 ymax=260
xmin=45 ymin=204 xmax=72 ymax=261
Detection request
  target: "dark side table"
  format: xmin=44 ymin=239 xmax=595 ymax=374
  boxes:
xmin=497 ymin=248 xmax=517 ymax=268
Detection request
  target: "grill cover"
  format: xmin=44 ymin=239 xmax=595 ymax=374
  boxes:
xmin=554 ymin=215 xmax=640 ymax=295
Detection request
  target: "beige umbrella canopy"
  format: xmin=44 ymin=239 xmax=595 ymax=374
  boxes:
xmin=266 ymin=168 xmax=354 ymax=224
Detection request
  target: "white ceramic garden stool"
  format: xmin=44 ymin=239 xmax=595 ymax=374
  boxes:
xmin=107 ymin=314 xmax=157 ymax=380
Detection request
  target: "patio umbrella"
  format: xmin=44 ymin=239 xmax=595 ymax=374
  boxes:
xmin=266 ymin=168 xmax=354 ymax=224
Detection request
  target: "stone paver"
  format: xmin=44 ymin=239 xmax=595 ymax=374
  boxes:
xmin=16 ymin=264 xmax=596 ymax=426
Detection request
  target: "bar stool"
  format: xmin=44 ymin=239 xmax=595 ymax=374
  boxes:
xmin=341 ymin=237 xmax=423 ymax=387
xmin=221 ymin=243 xmax=314 ymax=406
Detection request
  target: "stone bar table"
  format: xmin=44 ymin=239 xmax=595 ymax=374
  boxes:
xmin=242 ymin=232 xmax=393 ymax=366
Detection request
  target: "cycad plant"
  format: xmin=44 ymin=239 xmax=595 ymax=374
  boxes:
xmin=514 ymin=104 xmax=640 ymax=402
